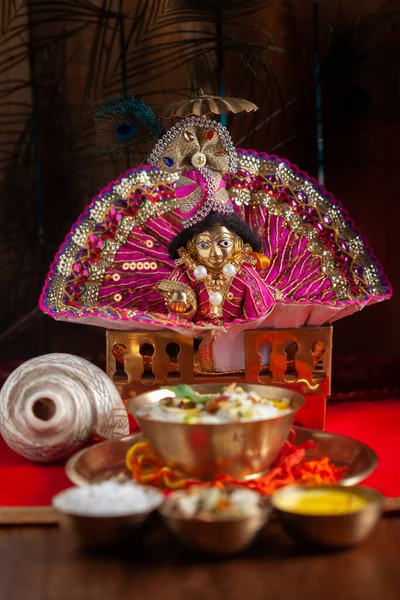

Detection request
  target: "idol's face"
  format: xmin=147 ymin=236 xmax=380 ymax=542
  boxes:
xmin=190 ymin=224 xmax=239 ymax=271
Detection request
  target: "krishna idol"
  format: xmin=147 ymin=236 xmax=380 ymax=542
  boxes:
xmin=40 ymin=91 xmax=391 ymax=372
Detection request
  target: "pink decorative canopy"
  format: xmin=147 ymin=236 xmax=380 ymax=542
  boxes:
xmin=40 ymin=117 xmax=391 ymax=370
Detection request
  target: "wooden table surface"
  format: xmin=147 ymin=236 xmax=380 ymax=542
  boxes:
xmin=1 ymin=516 xmax=399 ymax=600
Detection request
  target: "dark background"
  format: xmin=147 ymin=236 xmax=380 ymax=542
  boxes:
xmin=0 ymin=0 xmax=399 ymax=396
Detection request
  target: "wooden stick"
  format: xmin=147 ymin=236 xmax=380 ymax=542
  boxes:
xmin=0 ymin=506 xmax=59 ymax=525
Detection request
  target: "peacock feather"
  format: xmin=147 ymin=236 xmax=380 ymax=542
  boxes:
xmin=94 ymin=95 xmax=164 ymax=157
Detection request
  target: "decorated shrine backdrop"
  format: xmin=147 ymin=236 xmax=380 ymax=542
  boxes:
xmin=0 ymin=0 xmax=399 ymax=396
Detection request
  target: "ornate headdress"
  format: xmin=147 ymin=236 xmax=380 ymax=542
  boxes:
xmin=148 ymin=117 xmax=235 ymax=227
xmin=147 ymin=91 xmax=257 ymax=227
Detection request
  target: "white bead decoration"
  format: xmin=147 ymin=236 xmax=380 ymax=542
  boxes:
xmin=222 ymin=263 xmax=237 ymax=277
xmin=188 ymin=262 xmax=238 ymax=312
xmin=191 ymin=152 xmax=207 ymax=168
xmin=193 ymin=265 xmax=207 ymax=279
xmin=209 ymin=291 xmax=223 ymax=306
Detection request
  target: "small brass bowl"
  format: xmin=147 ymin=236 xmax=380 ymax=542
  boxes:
xmin=271 ymin=484 xmax=383 ymax=548
xmin=52 ymin=484 xmax=164 ymax=548
xmin=160 ymin=489 xmax=271 ymax=555
xmin=129 ymin=383 xmax=304 ymax=481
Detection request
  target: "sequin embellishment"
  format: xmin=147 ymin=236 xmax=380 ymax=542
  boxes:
xmin=205 ymin=129 xmax=215 ymax=141
xmin=183 ymin=130 xmax=195 ymax=142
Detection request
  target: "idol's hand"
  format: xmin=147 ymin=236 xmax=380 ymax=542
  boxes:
xmin=169 ymin=290 xmax=190 ymax=314
xmin=157 ymin=281 xmax=197 ymax=319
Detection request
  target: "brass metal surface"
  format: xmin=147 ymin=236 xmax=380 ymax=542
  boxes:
xmin=55 ymin=512 xmax=149 ymax=548
xmin=52 ymin=486 xmax=164 ymax=548
xmin=244 ymin=327 xmax=332 ymax=397
xmin=157 ymin=281 xmax=197 ymax=319
xmin=159 ymin=489 xmax=270 ymax=555
xmin=271 ymin=484 xmax=384 ymax=548
xmin=106 ymin=326 xmax=333 ymax=406
xmin=160 ymin=91 xmax=258 ymax=118
xmin=107 ymin=330 xmax=194 ymax=399
xmin=189 ymin=224 xmax=239 ymax=271
xmin=132 ymin=384 xmax=304 ymax=480
xmin=66 ymin=428 xmax=377 ymax=489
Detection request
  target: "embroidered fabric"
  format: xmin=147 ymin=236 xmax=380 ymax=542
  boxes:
xmin=40 ymin=114 xmax=392 ymax=372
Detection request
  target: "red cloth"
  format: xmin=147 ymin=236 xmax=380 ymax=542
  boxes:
xmin=0 ymin=399 xmax=399 ymax=507
xmin=325 ymin=399 xmax=400 ymax=497
xmin=0 ymin=437 xmax=72 ymax=506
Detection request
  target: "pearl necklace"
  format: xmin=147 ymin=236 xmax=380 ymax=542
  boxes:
xmin=175 ymin=244 xmax=254 ymax=318
xmin=193 ymin=262 xmax=237 ymax=311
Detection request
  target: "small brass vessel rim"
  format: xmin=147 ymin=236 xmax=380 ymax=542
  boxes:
xmin=160 ymin=489 xmax=270 ymax=524
xmin=135 ymin=388 xmax=304 ymax=426
xmin=53 ymin=507 xmax=138 ymax=521
xmin=270 ymin=483 xmax=384 ymax=517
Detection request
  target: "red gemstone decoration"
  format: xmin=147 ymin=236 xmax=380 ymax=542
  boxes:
xmin=205 ymin=129 xmax=215 ymax=141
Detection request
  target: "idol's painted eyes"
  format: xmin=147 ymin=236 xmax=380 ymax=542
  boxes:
xmin=197 ymin=240 xmax=210 ymax=250
xmin=219 ymin=239 xmax=233 ymax=248
xmin=196 ymin=238 xmax=233 ymax=250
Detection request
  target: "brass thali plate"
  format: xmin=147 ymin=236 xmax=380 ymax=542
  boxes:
xmin=66 ymin=428 xmax=377 ymax=488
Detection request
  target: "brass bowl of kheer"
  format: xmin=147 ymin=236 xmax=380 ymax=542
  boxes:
xmin=129 ymin=384 xmax=305 ymax=481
